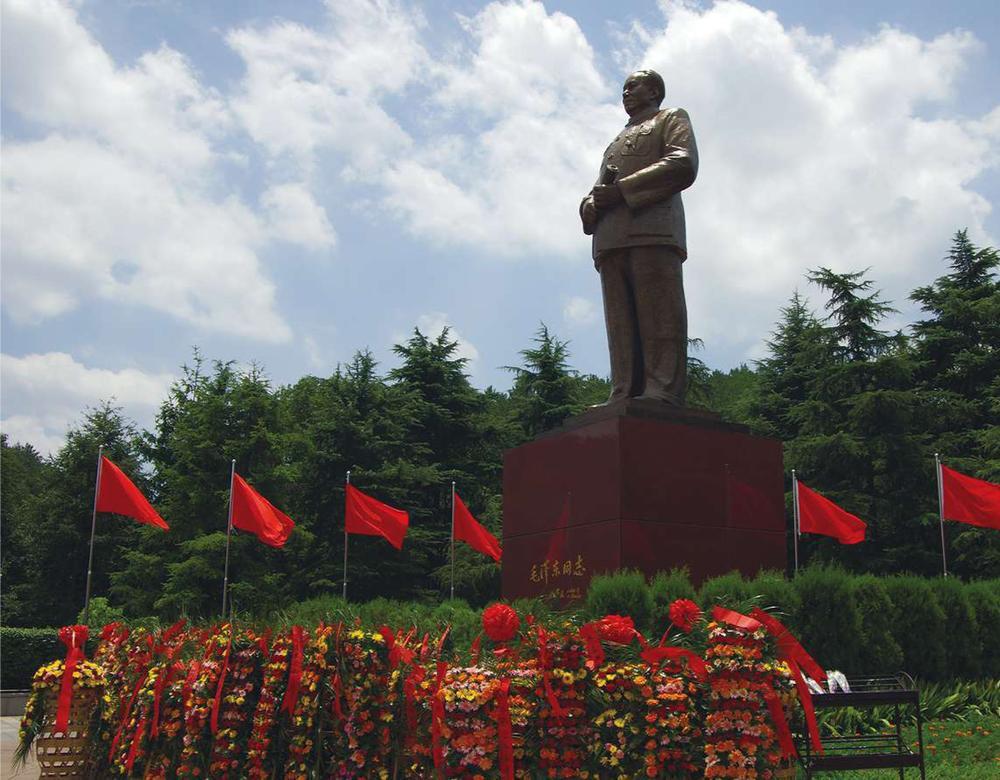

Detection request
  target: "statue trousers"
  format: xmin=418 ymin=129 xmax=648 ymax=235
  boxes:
xmin=598 ymin=245 xmax=687 ymax=404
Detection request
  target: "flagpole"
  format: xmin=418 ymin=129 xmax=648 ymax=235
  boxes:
xmin=221 ymin=459 xmax=235 ymax=616
xmin=343 ymin=470 xmax=350 ymax=600
xmin=450 ymin=481 xmax=456 ymax=601
xmin=791 ymin=470 xmax=800 ymax=576
xmin=83 ymin=445 xmax=104 ymax=625
xmin=935 ymin=453 xmax=948 ymax=578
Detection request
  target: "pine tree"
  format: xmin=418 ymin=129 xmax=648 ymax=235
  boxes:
xmin=910 ymin=230 xmax=1000 ymax=577
xmin=4 ymin=404 xmax=147 ymax=626
xmin=506 ymin=324 xmax=580 ymax=437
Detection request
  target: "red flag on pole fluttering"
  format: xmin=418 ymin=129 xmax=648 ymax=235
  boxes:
xmin=231 ymin=473 xmax=295 ymax=548
xmin=454 ymin=492 xmax=501 ymax=562
xmin=345 ymin=484 xmax=409 ymax=549
xmin=941 ymin=465 xmax=1000 ymax=530
xmin=796 ymin=480 xmax=866 ymax=544
xmin=96 ymin=456 xmax=169 ymax=530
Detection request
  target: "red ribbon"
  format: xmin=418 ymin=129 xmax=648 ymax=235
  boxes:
xmin=158 ymin=619 xmax=187 ymax=649
xmin=494 ymin=678 xmax=514 ymax=780
xmin=181 ymin=659 xmax=201 ymax=709
xmin=125 ymin=716 xmax=148 ymax=773
xmin=150 ymin=660 xmax=178 ymax=738
xmin=431 ymin=661 xmax=448 ymax=774
xmin=470 ymin=633 xmax=482 ymax=665
xmin=749 ymin=608 xmax=826 ymax=683
xmin=109 ymin=665 xmax=148 ymax=762
xmin=763 ymin=684 xmax=797 ymax=759
xmin=403 ymin=666 xmax=425 ymax=732
xmin=280 ymin=626 xmax=305 ymax=715
xmin=578 ymin=622 xmax=605 ymax=670
xmin=210 ymin=629 xmax=234 ymax=736
xmin=637 ymin=644 xmax=708 ymax=681
xmin=536 ymin=626 xmax=567 ymax=718
xmin=55 ymin=625 xmax=88 ymax=733
xmin=331 ymin=672 xmax=346 ymax=722
xmin=788 ymin=658 xmax=823 ymax=754
xmin=711 ymin=605 xmax=762 ymax=632
xmin=748 ymin=608 xmax=825 ymax=754
xmin=436 ymin=625 xmax=451 ymax=659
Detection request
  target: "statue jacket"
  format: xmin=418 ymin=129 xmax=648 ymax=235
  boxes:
xmin=581 ymin=106 xmax=698 ymax=261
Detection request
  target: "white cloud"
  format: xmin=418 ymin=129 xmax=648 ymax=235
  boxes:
xmin=563 ymin=296 xmax=599 ymax=326
xmin=261 ymin=183 xmax=336 ymax=250
xmin=0 ymin=352 xmax=174 ymax=455
xmin=381 ymin=0 xmax=617 ymax=255
xmin=0 ymin=0 xmax=294 ymax=342
xmin=1 ymin=0 xmax=229 ymax=176
xmin=226 ymin=0 xmax=426 ymax=172
xmin=622 ymin=0 xmax=998 ymax=354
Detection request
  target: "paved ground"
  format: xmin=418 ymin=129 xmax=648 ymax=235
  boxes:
xmin=1 ymin=715 xmax=38 ymax=778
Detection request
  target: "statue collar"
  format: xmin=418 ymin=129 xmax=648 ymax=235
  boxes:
xmin=625 ymin=107 xmax=661 ymax=126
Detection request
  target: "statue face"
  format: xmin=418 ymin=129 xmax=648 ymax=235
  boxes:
xmin=622 ymin=73 xmax=660 ymax=117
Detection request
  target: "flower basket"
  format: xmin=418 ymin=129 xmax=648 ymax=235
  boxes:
xmin=35 ymin=688 xmax=99 ymax=779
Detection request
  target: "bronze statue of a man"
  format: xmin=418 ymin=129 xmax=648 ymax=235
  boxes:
xmin=581 ymin=69 xmax=698 ymax=406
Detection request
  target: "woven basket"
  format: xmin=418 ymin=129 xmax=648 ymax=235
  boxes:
xmin=35 ymin=688 xmax=99 ymax=779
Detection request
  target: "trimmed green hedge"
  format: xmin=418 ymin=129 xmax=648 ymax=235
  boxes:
xmin=5 ymin=569 xmax=995 ymax=686
xmin=1 ymin=627 xmax=60 ymax=689
xmin=587 ymin=566 xmax=996 ymax=682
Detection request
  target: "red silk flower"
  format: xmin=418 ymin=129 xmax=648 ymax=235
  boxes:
xmin=482 ymin=603 xmax=520 ymax=643
xmin=596 ymin=614 xmax=636 ymax=645
xmin=668 ymin=599 xmax=702 ymax=633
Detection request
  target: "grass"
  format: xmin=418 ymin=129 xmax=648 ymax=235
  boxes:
xmin=798 ymin=714 xmax=999 ymax=778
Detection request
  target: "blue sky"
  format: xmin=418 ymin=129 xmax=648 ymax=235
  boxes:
xmin=3 ymin=0 xmax=998 ymax=454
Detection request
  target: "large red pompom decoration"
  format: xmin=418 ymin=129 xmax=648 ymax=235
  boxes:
xmin=668 ymin=599 xmax=702 ymax=633
xmin=595 ymin=614 xmax=636 ymax=644
xmin=482 ymin=603 xmax=520 ymax=643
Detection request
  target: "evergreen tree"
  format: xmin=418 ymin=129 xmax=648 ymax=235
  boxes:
xmin=910 ymin=231 xmax=1000 ymax=577
xmin=506 ymin=324 xmax=580 ymax=437
xmin=788 ymin=269 xmax=930 ymax=573
xmin=747 ymin=291 xmax=831 ymax=440
xmin=115 ymin=356 xmax=291 ymax=618
xmin=1 ymin=435 xmax=50 ymax=625
xmin=4 ymin=404 xmax=147 ymax=626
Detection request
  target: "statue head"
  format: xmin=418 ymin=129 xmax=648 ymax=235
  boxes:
xmin=622 ymin=69 xmax=665 ymax=117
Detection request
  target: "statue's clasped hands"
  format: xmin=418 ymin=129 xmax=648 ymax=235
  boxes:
xmin=591 ymin=183 xmax=624 ymax=209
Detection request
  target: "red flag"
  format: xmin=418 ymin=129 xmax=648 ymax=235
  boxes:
xmin=345 ymin=483 xmax=409 ymax=549
xmin=231 ymin=473 xmax=295 ymax=548
xmin=96 ymin=456 xmax=169 ymax=530
xmin=796 ymin=480 xmax=866 ymax=544
xmin=941 ymin=465 xmax=1000 ymax=530
xmin=453 ymin=492 xmax=501 ymax=562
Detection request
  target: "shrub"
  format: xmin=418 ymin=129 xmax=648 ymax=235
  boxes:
xmin=793 ymin=566 xmax=863 ymax=673
xmin=585 ymin=570 xmax=652 ymax=631
xmin=275 ymin=594 xmax=351 ymax=626
xmin=0 ymin=628 xmax=60 ymax=689
xmin=852 ymin=575 xmax=903 ymax=674
xmin=965 ymin=582 xmax=1000 ymax=679
xmin=649 ymin=568 xmax=696 ymax=636
xmin=882 ymin=576 xmax=947 ymax=681
xmin=699 ymin=571 xmax=752 ymax=611
xmin=429 ymin=599 xmax=480 ymax=653
xmin=746 ymin=570 xmax=800 ymax=620
xmin=930 ymin=578 xmax=981 ymax=679
xmin=76 ymin=597 xmax=125 ymax=631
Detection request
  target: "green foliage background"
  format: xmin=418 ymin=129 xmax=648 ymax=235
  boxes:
xmin=1 ymin=231 xmax=997 ymax=629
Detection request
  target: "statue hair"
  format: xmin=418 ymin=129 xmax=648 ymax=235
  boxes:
xmin=632 ymin=69 xmax=665 ymax=104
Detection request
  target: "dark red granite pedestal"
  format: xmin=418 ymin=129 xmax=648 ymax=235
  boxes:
xmin=501 ymin=399 xmax=787 ymax=602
